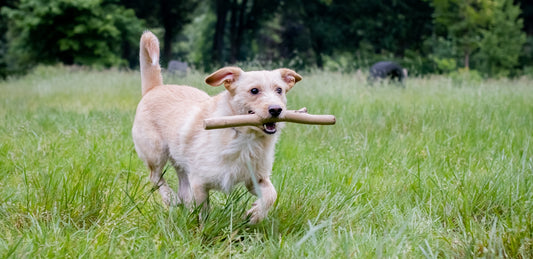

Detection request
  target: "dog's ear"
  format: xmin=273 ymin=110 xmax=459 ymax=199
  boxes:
xmin=278 ymin=68 xmax=302 ymax=92
xmin=205 ymin=67 xmax=243 ymax=90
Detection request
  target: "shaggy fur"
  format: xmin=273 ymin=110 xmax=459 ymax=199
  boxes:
xmin=132 ymin=31 xmax=302 ymax=223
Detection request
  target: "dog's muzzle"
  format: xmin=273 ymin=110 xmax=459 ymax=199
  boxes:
xmin=248 ymin=105 xmax=283 ymax=134
xmin=262 ymin=105 xmax=283 ymax=134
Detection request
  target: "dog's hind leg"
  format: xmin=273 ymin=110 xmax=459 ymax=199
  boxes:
xmin=172 ymin=163 xmax=210 ymax=217
xmin=149 ymin=162 xmax=179 ymax=206
xmin=192 ymin=184 xmax=210 ymax=221
xmin=133 ymin=121 xmax=177 ymax=205
xmin=174 ymin=165 xmax=193 ymax=206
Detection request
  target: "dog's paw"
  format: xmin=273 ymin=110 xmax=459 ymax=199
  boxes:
xmin=159 ymin=188 xmax=180 ymax=207
xmin=245 ymin=202 xmax=267 ymax=224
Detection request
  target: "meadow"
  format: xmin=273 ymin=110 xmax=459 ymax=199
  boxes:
xmin=0 ymin=66 xmax=532 ymax=258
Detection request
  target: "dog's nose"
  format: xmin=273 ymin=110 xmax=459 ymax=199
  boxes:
xmin=268 ymin=105 xmax=282 ymax=117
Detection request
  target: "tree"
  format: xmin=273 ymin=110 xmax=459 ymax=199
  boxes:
xmin=2 ymin=0 xmax=144 ymax=69
xmin=276 ymin=0 xmax=433 ymax=68
xmin=475 ymin=0 xmax=526 ymax=76
xmin=515 ymin=0 xmax=533 ymax=71
xmin=119 ymin=0 xmax=198 ymax=65
xmin=0 ymin=0 xmax=18 ymax=77
xmin=212 ymin=0 xmax=229 ymax=64
xmin=300 ymin=0 xmax=342 ymax=68
xmin=515 ymin=0 xmax=533 ymax=35
xmin=432 ymin=0 xmax=526 ymax=74
xmin=432 ymin=0 xmax=494 ymax=69
xmin=210 ymin=0 xmax=280 ymax=65
xmin=334 ymin=0 xmax=433 ymax=56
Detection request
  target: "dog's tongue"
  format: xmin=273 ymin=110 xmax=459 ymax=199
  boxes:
xmin=263 ymin=123 xmax=277 ymax=134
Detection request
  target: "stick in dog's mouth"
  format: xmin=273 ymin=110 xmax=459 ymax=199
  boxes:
xmin=203 ymin=109 xmax=336 ymax=130
xmin=248 ymin=110 xmax=278 ymax=134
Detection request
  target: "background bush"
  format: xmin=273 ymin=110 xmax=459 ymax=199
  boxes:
xmin=0 ymin=0 xmax=532 ymax=77
xmin=1 ymin=0 xmax=143 ymax=73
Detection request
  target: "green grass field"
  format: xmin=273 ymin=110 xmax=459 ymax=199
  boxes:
xmin=1 ymin=66 xmax=532 ymax=257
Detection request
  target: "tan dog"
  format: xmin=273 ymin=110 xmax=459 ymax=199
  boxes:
xmin=132 ymin=31 xmax=302 ymax=223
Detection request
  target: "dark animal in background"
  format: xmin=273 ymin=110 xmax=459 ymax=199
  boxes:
xmin=368 ymin=61 xmax=408 ymax=85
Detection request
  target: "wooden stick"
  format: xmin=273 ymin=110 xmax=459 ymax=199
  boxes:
xmin=204 ymin=108 xmax=336 ymax=130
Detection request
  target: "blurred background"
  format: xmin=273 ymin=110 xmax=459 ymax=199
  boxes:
xmin=0 ymin=0 xmax=532 ymax=78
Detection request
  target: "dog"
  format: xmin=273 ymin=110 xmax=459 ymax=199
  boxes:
xmin=132 ymin=31 xmax=302 ymax=224
xmin=367 ymin=61 xmax=408 ymax=85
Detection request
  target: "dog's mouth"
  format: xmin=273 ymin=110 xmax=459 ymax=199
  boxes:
xmin=249 ymin=110 xmax=277 ymax=135
xmin=262 ymin=122 xmax=277 ymax=134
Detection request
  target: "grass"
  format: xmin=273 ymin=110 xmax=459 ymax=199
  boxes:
xmin=0 ymin=65 xmax=532 ymax=257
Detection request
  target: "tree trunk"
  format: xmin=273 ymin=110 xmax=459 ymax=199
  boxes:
xmin=228 ymin=0 xmax=247 ymax=62
xmin=464 ymin=50 xmax=470 ymax=70
xmin=229 ymin=0 xmax=238 ymax=62
xmin=213 ymin=0 xmax=229 ymax=65
xmin=235 ymin=0 xmax=247 ymax=61
xmin=316 ymin=51 xmax=323 ymax=68
xmin=162 ymin=28 xmax=174 ymax=65
xmin=161 ymin=0 xmax=174 ymax=65
xmin=312 ymin=39 xmax=324 ymax=68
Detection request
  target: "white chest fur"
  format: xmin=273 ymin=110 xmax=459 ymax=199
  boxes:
xmin=215 ymin=131 xmax=275 ymax=192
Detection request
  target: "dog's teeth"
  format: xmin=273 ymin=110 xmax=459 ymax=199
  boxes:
xmin=263 ymin=123 xmax=277 ymax=134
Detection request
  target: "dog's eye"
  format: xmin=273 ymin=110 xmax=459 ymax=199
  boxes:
xmin=276 ymin=87 xmax=283 ymax=94
xmin=250 ymin=88 xmax=259 ymax=95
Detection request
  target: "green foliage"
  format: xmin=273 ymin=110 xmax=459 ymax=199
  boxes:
xmin=432 ymin=57 xmax=457 ymax=73
xmin=449 ymin=68 xmax=483 ymax=86
xmin=431 ymin=0 xmax=527 ymax=76
xmin=474 ymin=0 xmax=526 ymax=77
xmin=424 ymin=36 xmax=458 ymax=73
xmin=276 ymin=0 xmax=433 ymax=69
xmin=179 ymin=4 xmax=222 ymax=71
xmin=0 ymin=0 xmax=532 ymax=77
xmin=0 ymin=0 xmax=17 ymax=78
xmin=519 ymin=36 xmax=533 ymax=76
xmin=432 ymin=0 xmax=494 ymax=68
xmin=1 ymin=0 xmax=144 ymax=71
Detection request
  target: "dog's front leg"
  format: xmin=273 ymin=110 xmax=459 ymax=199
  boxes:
xmin=191 ymin=184 xmax=210 ymax=221
xmin=246 ymin=177 xmax=277 ymax=224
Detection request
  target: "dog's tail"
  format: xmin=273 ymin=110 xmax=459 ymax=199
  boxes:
xmin=139 ymin=31 xmax=163 ymax=96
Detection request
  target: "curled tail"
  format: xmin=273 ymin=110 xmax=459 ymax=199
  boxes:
xmin=140 ymin=31 xmax=163 ymax=96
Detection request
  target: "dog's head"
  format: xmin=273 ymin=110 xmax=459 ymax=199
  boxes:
xmin=205 ymin=67 xmax=302 ymax=135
